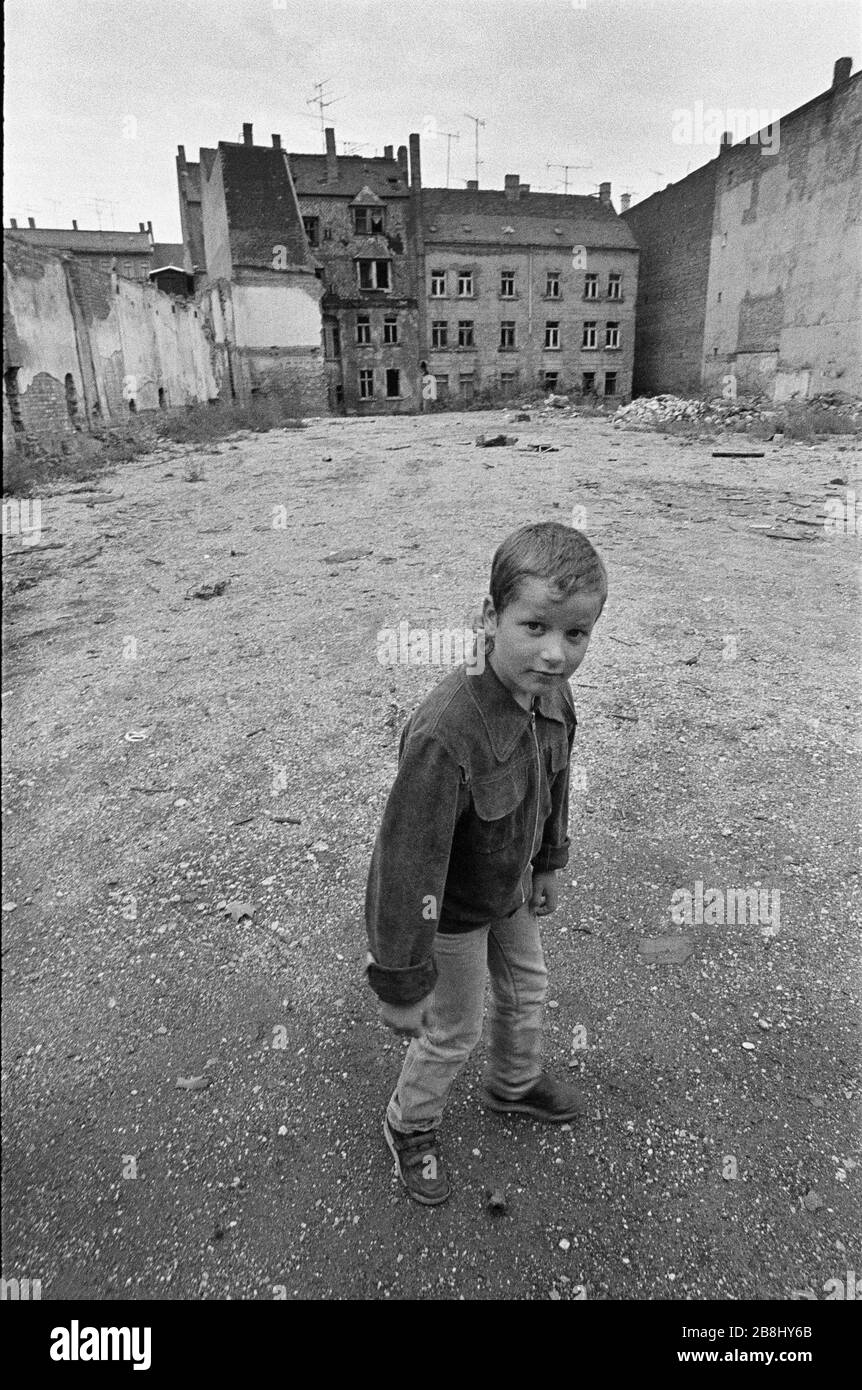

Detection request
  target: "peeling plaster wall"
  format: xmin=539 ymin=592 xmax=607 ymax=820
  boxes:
xmin=3 ymin=234 xmax=218 ymax=441
xmin=702 ymin=74 xmax=862 ymax=398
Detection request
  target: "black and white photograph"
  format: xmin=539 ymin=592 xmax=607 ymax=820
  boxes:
xmin=2 ymin=0 xmax=860 ymax=1348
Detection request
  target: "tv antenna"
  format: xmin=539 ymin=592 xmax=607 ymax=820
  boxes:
xmin=84 ymin=197 xmax=118 ymax=230
xmin=650 ymin=169 xmax=665 ymax=190
xmin=307 ymin=79 xmax=342 ymax=151
xmin=546 ymin=160 xmax=592 ymax=194
xmin=341 ymin=141 xmax=369 ymax=156
xmin=463 ymin=113 xmax=485 ymax=184
xmin=438 ymin=130 xmax=460 ymax=188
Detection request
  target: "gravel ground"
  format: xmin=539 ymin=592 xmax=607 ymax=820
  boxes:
xmin=2 ymin=408 xmax=860 ymax=1301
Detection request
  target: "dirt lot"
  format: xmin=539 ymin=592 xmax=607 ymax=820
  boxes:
xmin=2 ymin=407 xmax=860 ymax=1300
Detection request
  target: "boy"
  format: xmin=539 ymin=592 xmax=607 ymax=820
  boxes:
xmin=365 ymin=521 xmax=607 ymax=1204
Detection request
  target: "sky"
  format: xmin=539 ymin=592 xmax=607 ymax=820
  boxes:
xmin=4 ymin=0 xmax=860 ymax=241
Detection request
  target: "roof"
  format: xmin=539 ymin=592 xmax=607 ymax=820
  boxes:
xmin=4 ymin=227 xmax=152 ymax=254
xmin=218 ymin=142 xmax=313 ymax=270
xmin=288 ymin=153 xmax=409 ymax=198
xmin=152 ymin=242 xmax=185 ymax=268
xmin=421 ymin=189 xmax=639 ymax=250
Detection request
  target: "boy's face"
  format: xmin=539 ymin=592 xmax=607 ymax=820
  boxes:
xmin=483 ymin=576 xmax=604 ymax=711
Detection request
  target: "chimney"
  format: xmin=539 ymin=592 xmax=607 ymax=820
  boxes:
xmin=620 ymin=193 xmax=631 ymax=213
xmin=833 ymin=56 xmax=853 ymax=86
xmin=178 ymin=144 xmax=186 ymax=163
xmin=598 ymin=181 xmax=611 ymax=206
xmin=409 ymin=133 xmax=422 ymax=191
xmin=10 ymin=218 xmax=17 ymax=229
xmin=720 ymin=130 xmax=733 ymax=148
xmin=520 ymin=183 xmax=530 ymax=196
xmin=272 ymin=133 xmax=281 ymax=149
xmin=466 ymin=179 xmax=478 ymax=190
xmin=397 ymin=144 xmax=408 ymax=178
xmin=383 ymin=144 xmax=393 ymax=160
xmin=28 ymin=217 xmax=36 ymax=228
xmin=504 ymin=173 xmax=520 ymax=201
xmin=146 ymin=221 xmax=153 ymax=238
xmin=325 ymin=126 xmax=338 ymax=183
xmin=242 ymin=122 xmax=253 ymax=146
xmin=72 ymin=219 xmax=78 ymax=230
xmin=139 ymin=222 xmax=145 ymax=232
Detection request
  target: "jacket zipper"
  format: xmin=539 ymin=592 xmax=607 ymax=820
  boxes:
xmin=521 ymin=707 xmax=542 ymax=905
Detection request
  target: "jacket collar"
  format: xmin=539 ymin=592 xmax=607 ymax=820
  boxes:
xmin=462 ymin=656 xmax=569 ymax=762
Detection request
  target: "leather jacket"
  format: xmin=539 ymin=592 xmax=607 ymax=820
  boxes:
xmin=365 ymin=657 xmax=576 ymax=1005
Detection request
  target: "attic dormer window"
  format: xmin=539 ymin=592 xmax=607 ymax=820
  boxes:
xmin=353 ymin=205 xmax=386 ymax=235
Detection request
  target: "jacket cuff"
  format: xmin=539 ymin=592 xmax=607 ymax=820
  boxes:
xmin=532 ymin=840 xmax=569 ymax=873
xmin=366 ymin=957 xmax=438 ymax=1007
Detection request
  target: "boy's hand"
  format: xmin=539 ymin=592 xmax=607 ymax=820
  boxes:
xmin=529 ymin=870 xmax=559 ymax=916
xmin=380 ymin=993 xmax=435 ymax=1039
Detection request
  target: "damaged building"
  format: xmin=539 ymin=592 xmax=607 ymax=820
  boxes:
xmin=416 ymin=175 xmax=639 ymax=402
xmin=622 ymin=56 xmax=862 ymax=401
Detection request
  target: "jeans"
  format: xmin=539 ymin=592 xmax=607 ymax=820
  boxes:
xmin=386 ymin=902 xmax=548 ymax=1134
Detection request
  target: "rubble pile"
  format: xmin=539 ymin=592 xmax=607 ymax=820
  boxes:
xmin=613 ymin=392 xmax=862 ymax=434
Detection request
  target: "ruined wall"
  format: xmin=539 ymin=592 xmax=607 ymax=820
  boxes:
xmin=621 ymin=160 xmax=717 ymax=396
xmin=3 ymin=234 xmax=218 ymax=442
xmin=701 ymin=73 xmax=862 ymax=400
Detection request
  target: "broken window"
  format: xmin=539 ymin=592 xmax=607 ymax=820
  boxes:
xmin=500 ymin=371 xmax=518 ymax=396
xmin=604 ymin=372 xmax=618 ymax=396
xmin=545 ymin=271 xmax=561 ymax=298
xmin=324 ymin=317 xmax=341 ymax=359
xmin=430 ymin=270 xmax=447 ymax=297
xmin=544 ymin=321 xmax=560 ymax=350
xmin=459 ymin=371 xmax=475 ymax=403
xmin=383 ymin=316 xmax=399 ymax=345
xmin=386 ymin=368 xmax=401 ymax=398
xmin=581 ymin=371 xmax=596 ymax=394
xmin=323 ymin=227 xmax=333 ymax=241
xmin=359 ymin=369 xmax=374 ymax=399
xmin=357 ymin=259 xmax=390 ymax=290
xmin=303 ymin=216 xmax=321 ymax=247
xmin=457 ymin=321 xmax=475 ymax=348
xmin=499 ymin=321 xmax=516 ymax=350
xmin=457 ymin=270 xmax=474 ymax=297
xmin=544 ymin=371 xmax=559 ymax=392
xmin=584 ymin=273 xmax=598 ymax=299
xmin=431 ymin=321 xmax=448 ymax=349
xmin=605 ymin=321 xmax=620 ymax=349
xmin=356 ymin=314 xmax=372 ymax=345
xmin=582 ymin=321 xmax=597 ymax=349
xmin=607 ymin=272 xmax=622 ymax=299
xmin=500 ymin=270 xmax=515 ymax=298
xmin=353 ymin=205 xmax=386 ymax=235
xmin=434 ymin=375 xmax=450 ymax=401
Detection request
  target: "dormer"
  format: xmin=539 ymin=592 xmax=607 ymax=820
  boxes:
xmin=351 ymin=187 xmax=386 ymax=236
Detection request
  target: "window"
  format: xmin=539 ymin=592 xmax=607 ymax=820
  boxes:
xmin=357 ymin=259 xmax=390 ymax=290
xmin=604 ymin=372 xmax=618 ymax=396
xmin=457 ymin=321 xmax=474 ymax=348
xmin=434 ymin=374 xmax=450 ymax=401
xmin=584 ymin=273 xmax=598 ymax=299
xmin=457 ymin=270 xmax=474 ymax=297
xmin=581 ymin=371 xmax=596 ymax=394
xmin=323 ymin=227 xmax=333 ymax=242
xmin=605 ymin=321 xmax=620 ymax=349
xmin=359 ymin=369 xmax=374 ymax=399
xmin=499 ymin=321 xmax=516 ymax=350
xmin=383 ymin=315 xmax=399 ymax=345
xmin=544 ymin=321 xmax=560 ymax=349
xmin=98 ymin=257 xmax=111 ymax=271
xmin=500 ymin=270 xmax=515 ymax=298
xmin=431 ymin=270 xmax=447 ymax=297
xmin=545 ymin=271 xmax=561 ymax=298
xmin=303 ymin=216 xmax=320 ymax=247
xmin=544 ymin=371 xmax=559 ymax=392
xmin=431 ymin=320 xmax=448 ymax=349
xmin=582 ymin=321 xmax=597 ymax=349
xmin=500 ymin=371 xmax=518 ymax=397
xmin=459 ymin=371 xmax=475 ymax=403
xmin=356 ymin=314 xmax=372 ymax=345
xmin=323 ymin=317 xmax=341 ymax=359
xmin=353 ymin=205 xmax=386 ymax=235
xmin=386 ymin=368 xmax=401 ymax=398
xmin=608 ymin=273 xmax=622 ymax=299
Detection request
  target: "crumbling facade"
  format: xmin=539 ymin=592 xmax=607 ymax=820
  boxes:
xmin=623 ymin=58 xmax=862 ymax=401
xmin=3 ymin=233 xmax=217 ymax=445
xmin=4 ymin=221 xmax=156 ymax=282
xmin=416 ymin=176 xmax=639 ymax=402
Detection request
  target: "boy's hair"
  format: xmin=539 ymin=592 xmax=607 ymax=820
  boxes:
xmin=489 ymin=521 xmax=607 ymax=617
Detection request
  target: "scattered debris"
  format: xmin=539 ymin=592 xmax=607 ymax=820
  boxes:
xmin=485 ymin=1186 xmax=508 ymax=1214
xmin=712 ymin=451 xmax=766 ymax=459
xmin=800 ymin=1189 xmax=823 ymax=1213
xmin=522 ymin=443 xmax=559 ymax=453
xmin=638 ymin=936 xmax=694 ymax=965
xmin=186 ymin=579 xmax=230 ymax=600
xmin=124 ymin=729 xmax=150 ymax=742
xmin=175 ymin=1075 xmax=212 ymax=1092
xmin=475 ymin=433 xmax=517 ymax=447
xmin=224 ymin=900 xmax=255 ymax=924
xmin=323 ymin=548 xmax=373 ymax=563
